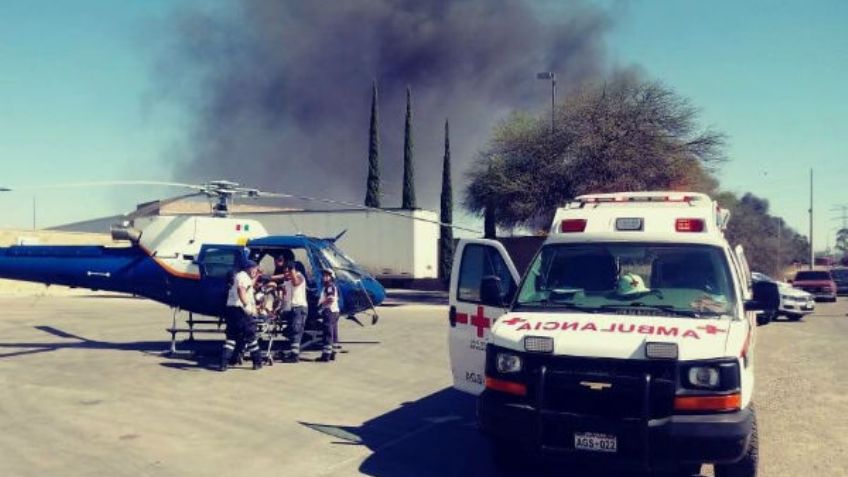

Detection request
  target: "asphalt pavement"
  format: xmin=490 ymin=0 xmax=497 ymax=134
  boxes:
xmin=0 ymin=293 xmax=845 ymax=476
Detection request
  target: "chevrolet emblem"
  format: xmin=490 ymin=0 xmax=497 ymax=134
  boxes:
xmin=579 ymin=381 xmax=612 ymax=391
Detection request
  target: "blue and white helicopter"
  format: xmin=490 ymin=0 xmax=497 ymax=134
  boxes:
xmin=0 ymin=180 xmax=387 ymax=324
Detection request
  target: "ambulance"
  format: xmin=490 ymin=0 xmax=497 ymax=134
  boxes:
xmin=448 ymin=192 xmax=779 ymax=476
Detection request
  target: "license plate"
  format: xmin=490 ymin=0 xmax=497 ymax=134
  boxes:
xmin=574 ymin=432 xmax=617 ymax=453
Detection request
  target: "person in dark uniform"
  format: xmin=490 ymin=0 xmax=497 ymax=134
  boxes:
xmin=221 ymin=260 xmax=263 ymax=371
xmin=317 ymin=268 xmax=340 ymax=362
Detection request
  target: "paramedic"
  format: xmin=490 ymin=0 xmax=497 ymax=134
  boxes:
xmin=317 ymin=268 xmax=340 ymax=362
xmin=282 ymin=262 xmax=309 ymax=363
xmin=221 ymin=260 xmax=264 ymax=371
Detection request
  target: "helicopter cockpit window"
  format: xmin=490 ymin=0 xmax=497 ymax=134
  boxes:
xmin=320 ymin=242 xmax=363 ymax=282
xmin=200 ymin=248 xmax=240 ymax=278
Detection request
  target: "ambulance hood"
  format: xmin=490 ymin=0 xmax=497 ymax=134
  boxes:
xmin=491 ymin=312 xmax=744 ymax=361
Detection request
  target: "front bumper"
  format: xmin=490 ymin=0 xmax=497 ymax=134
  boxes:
xmin=797 ymin=288 xmax=836 ymax=301
xmin=478 ymin=390 xmax=753 ymax=469
xmin=780 ymin=301 xmax=815 ymax=314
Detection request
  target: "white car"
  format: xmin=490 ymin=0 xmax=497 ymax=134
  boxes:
xmin=449 ymin=192 xmax=780 ymax=477
xmin=752 ymin=273 xmax=815 ymax=321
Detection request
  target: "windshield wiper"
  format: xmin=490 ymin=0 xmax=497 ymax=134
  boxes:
xmin=595 ymin=303 xmax=707 ymax=318
xmin=516 ymin=300 xmax=595 ymax=313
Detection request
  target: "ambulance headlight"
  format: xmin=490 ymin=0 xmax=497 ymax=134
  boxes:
xmin=496 ymin=353 xmax=523 ymax=374
xmin=687 ymin=366 xmax=721 ymax=389
xmin=679 ymin=361 xmax=741 ymax=392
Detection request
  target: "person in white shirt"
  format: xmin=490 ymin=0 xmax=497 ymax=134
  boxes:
xmin=221 ymin=260 xmax=263 ymax=371
xmin=282 ymin=262 xmax=309 ymax=363
xmin=317 ymin=268 xmax=340 ymax=362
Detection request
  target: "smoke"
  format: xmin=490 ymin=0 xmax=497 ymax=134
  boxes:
xmin=159 ymin=0 xmax=611 ymax=209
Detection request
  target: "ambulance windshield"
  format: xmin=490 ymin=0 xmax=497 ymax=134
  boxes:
xmin=515 ymin=243 xmax=738 ymax=318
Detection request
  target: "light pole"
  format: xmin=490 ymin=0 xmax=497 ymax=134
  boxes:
xmin=809 ymin=168 xmax=814 ymax=269
xmin=537 ymin=71 xmax=556 ymax=134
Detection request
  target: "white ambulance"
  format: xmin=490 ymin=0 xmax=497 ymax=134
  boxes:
xmin=448 ymin=192 xmax=779 ymax=476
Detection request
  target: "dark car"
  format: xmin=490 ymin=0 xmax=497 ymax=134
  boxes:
xmin=791 ymin=270 xmax=837 ymax=302
xmin=830 ymin=268 xmax=848 ymax=296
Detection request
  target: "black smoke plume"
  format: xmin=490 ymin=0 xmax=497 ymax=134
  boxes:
xmin=160 ymin=0 xmax=611 ymax=209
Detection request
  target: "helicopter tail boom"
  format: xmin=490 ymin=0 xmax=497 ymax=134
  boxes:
xmin=0 ymin=245 xmax=146 ymax=295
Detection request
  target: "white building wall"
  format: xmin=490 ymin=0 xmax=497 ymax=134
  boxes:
xmin=240 ymin=209 xmax=440 ymax=280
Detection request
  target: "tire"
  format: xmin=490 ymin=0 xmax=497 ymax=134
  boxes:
xmin=787 ymin=313 xmax=803 ymax=322
xmin=714 ymin=406 xmax=758 ymax=477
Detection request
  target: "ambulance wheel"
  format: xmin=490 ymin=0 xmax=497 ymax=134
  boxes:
xmin=714 ymin=406 xmax=758 ymax=477
xmin=787 ymin=313 xmax=803 ymax=322
xmin=488 ymin=437 xmax=525 ymax=473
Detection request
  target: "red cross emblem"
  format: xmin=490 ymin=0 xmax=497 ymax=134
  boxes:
xmin=697 ymin=324 xmax=727 ymax=335
xmin=470 ymin=306 xmax=491 ymax=338
xmin=455 ymin=311 xmax=468 ymax=325
xmin=501 ymin=317 xmax=526 ymax=326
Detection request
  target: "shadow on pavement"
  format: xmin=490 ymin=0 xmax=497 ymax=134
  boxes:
xmin=384 ymin=289 xmax=448 ymax=306
xmin=301 ymin=388 xmax=702 ymax=477
xmin=0 ymin=325 xmax=171 ymax=359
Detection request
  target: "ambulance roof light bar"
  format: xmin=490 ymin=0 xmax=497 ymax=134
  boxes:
xmin=569 ymin=192 xmax=710 ymax=208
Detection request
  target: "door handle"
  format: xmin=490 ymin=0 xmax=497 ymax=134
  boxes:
xmin=449 ymin=305 xmax=457 ymax=327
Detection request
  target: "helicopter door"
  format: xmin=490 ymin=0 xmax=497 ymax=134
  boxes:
xmin=448 ymin=239 xmax=519 ymax=395
xmin=196 ymin=245 xmax=249 ymax=313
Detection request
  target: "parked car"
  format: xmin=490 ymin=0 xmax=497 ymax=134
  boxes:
xmin=752 ymin=272 xmax=816 ymax=321
xmin=830 ymin=267 xmax=848 ymax=296
xmin=790 ymin=269 xmax=837 ymax=302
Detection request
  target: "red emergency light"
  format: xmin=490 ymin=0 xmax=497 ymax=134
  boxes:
xmin=676 ymin=218 xmax=705 ymax=232
xmin=560 ymin=219 xmax=587 ymax=233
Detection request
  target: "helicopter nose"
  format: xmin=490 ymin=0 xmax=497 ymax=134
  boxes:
xmin=361 ymin=277 xmax=386 ymax=306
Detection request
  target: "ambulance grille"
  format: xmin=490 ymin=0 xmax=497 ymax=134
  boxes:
xmin=531 ymin=357 xmax=676 ymax=419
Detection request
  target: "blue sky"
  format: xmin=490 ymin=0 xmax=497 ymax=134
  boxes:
xmin=605 ymin=0 xmax=848 ymax=250
xmin=0 ymin=1 xmax=846 ymax=250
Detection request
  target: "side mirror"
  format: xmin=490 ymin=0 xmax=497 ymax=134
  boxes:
xmin=745 ymin=280 xmax=780 ymax=312
xmin=480 ymin=275 xmax=504 ymax=308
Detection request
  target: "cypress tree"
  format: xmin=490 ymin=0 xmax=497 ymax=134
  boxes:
xmin=484 ymin=206 xmax=497 ymax=238
xmin=364 ymin=81 xmax=381 ymax=207
xmin=401 ymin=86 xmax=416 ymax=209
xmin=439 ymin=119 xmax=454 ymax=283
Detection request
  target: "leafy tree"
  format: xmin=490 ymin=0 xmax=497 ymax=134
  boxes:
xmin=364 ymin=81 xmax=381 ymax=208
xmin=439 ymin=119 xmax=454 ymax=282
xmin=402 ymin=86 xmax=416 ymax=209
xmin=465 ymin=70 xmax=724 ymax=230
xmin=718 ymin=192 xmax=810 ymax=277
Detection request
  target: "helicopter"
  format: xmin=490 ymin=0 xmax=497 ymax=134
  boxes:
xmin=0 ymin=180 xmax=390 ymax=326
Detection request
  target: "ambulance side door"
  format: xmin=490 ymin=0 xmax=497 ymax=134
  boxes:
xmin=448 ymin=239 xmax=520 ymax=395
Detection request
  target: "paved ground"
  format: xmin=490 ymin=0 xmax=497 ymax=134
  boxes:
xmin=0 ymin=293 xmax=845 ymax=476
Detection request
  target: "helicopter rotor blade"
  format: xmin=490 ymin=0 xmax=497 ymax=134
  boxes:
xmin=257 ymin=191 xmax=482 ymax=234
xmin=124 ymin=192 xmax=207 ymax=221
xmin=0 ymin=180 xmax=205 ymax=192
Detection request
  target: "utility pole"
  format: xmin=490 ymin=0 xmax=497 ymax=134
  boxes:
xmin=776 ymin=219 xmax=782 ymax=275
xmin=809 ymin=169 xmax=814 ymax=269
xmin=830 ymin=204 xmax=848 ymax=229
